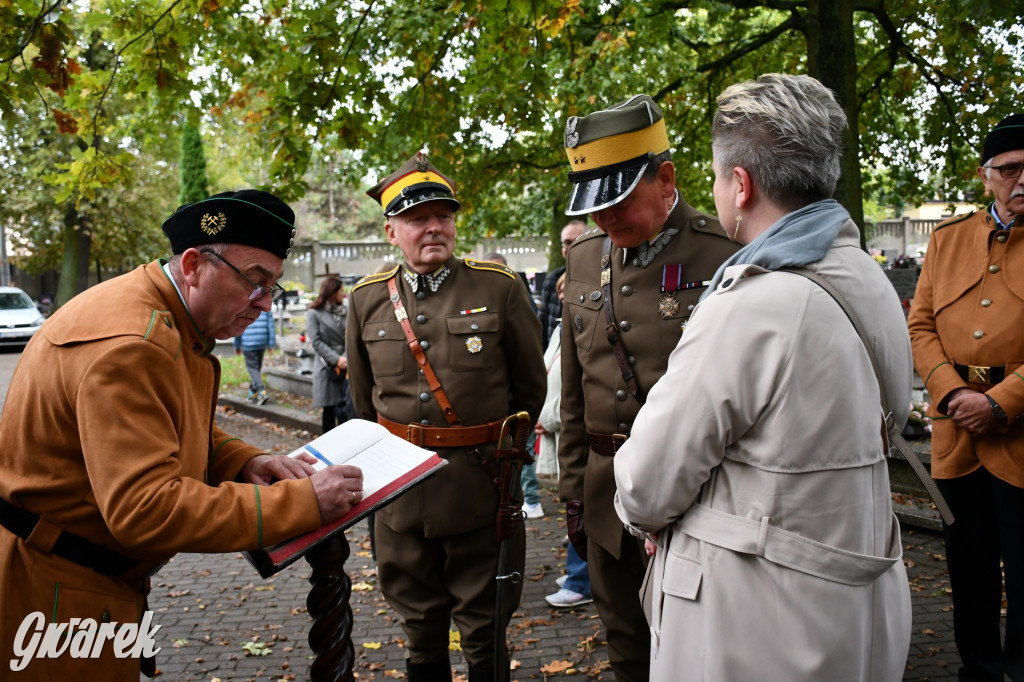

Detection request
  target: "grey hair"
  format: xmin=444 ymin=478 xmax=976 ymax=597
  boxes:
xmin=712 ymin=73 xmax=847 ymax=211
xmin=167 ymin=242 xmax=228 ymax=278
xmin=641 ymin=150 xmax=673 ymax=183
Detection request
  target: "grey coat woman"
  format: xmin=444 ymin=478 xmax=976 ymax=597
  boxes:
xmin=613 ymin=74 xmax=912 ymax=680
xmin=306 ymin=276 xmax=349 ymax=434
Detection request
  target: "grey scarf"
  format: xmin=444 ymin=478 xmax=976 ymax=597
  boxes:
xmin=700 ymin=199 xmax=850 ymax=301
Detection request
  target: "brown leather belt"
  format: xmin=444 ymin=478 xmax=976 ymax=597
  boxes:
xmin=954 ymin=363 xmax=1006 ymax=384
xmin=378 ymin=415 xmax=506 ymax=447
xmin=588 ymin=432 xmax=628 ymax=457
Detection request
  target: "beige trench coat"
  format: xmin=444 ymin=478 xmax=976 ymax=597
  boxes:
xmin=614 ymin=221 xmax=913 ymax=681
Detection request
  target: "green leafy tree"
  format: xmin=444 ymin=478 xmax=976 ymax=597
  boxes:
xmin=178 ymin=119 xmax=209 ymax=205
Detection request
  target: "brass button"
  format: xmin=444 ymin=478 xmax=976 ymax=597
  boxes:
xmin=981 ymin=299 xmax=992 ymax=307
xmin=621 ymin=285 xmax=633 ymax=296
xmin=996 ymin=232 xmax=1008 ymax=243
xmin=615 ymin=389 xmax=627 ymax=401
xmin=416 ymin=314 xmax=426 ymax=323
xmin=989 ymin=265 xmax=1000 ymax=274
xmin=619 ymin=320 xmax=631 ymax=332
xmin=973 ymin=330 xmax=984 ymax=339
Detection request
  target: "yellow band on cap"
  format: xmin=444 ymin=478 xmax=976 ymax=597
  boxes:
xmin=564 ymin=118 xmax=669 ymax=172
xmin=380 ymin=171 xmax=454 ymax=211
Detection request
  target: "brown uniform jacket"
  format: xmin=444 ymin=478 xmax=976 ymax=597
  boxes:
xmin=0 ymin=261 xmax=322 ymax=678
xmin=345 ymin=257 xmax=546 ymax=538
xmin=908 ymin=208 xmax=1024 ymax=486
xmin=559 ymin=196 xmax=739 ymax=558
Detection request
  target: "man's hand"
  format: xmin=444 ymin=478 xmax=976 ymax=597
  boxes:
xmin=947 ymin=388 xmax=1008 ymax=436
xmin=241 ymin=453 xmax=317 ymax=485
xmin=336 ymin=356 xmax=348 ymax=371
xmin=565 ymin=499 xmax=587 ymax=559
xmin=535 ymin=423 xmax=549 ymax=436
xmin=310 ymin=465 xmax=364 ymax=524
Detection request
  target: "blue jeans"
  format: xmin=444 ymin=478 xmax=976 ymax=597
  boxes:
xmin=521 ymin=431 xmax=540 ymax=505
xmin=242 ymin=349 xmax=265 ymax=392
xmin=563 ymin=541 xmax=590 ymax=596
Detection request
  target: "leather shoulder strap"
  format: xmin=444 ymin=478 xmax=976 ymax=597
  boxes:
xmin=782 ymin=266 xmax=954 ymax=525
xmin=385 ymin=275 xmax=460 ymax=426
xmin=601 ymin=237 xmax=643 ymax=403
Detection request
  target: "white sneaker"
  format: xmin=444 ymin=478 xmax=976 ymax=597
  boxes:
xmin=556 ymin=574 xmax=567 ymax=588
xmin=523 ymin=502 xmax=544 ymax=519
xmin=545 ymin=588 xmax=592 ymax=608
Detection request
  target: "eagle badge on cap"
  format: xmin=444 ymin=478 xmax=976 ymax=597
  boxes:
xmin=565 ymin=117 xmax=580 ymax=148
xmin=200 ymin=212 xmax=227 ymax=236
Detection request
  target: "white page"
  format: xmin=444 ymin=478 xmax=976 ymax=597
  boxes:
xmin=288 ymin=419 xmax=438 ymax=496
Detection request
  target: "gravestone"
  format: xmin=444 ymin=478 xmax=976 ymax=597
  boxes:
xmin=884 ymin=268 xmax=921 ymax=303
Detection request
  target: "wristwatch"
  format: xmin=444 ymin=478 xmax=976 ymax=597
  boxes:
xmin=985 ymin=394 xmax=1007 ymax=421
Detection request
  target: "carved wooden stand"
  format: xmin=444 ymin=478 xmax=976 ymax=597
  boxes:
xmin=306 ymin=534 xmax=355 ymax=681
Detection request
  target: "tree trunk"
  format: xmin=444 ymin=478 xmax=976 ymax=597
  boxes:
xmin=56 ymin=201 xmax=92 ymax=307
xmin=805 ymin=0 xmax=865 ymax=247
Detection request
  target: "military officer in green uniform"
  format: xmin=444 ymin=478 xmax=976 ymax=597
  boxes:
xmin=558 ymin=96 xmax=740 ymax=681
xmin=345 ymin=152 xmax=546 ymax=682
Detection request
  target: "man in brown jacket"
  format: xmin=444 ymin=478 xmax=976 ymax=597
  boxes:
xmin=0 ymin=190 xmax=363 ymax=679
xmin=558 ymin=95 xmax=739 ymax=681
xmin=346 ymin=152 xmax=545 ymax=682
xmin=908 ymin=113 xmax=1024 ymax=681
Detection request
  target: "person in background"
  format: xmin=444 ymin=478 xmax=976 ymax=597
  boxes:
xmin=908 ymin=113 xmax=1024 ymax=682
xmin=613 ymin=73 xmax=912 ymax=680
xmin=558 ymin=94 xmax=738 ymax=681
xmin=346 ymin=151 xmax=545 ymax=681
xmin=484 ymin=250 xmax=544 ymax=519
xmin=234 ymin=308 xmax=276 ymax=404
xmin=536 ymin=272 xmax=592 ymax=608
xmin=0 ymin=189 xmax=364 ymax=679
xmin=306 ymin=275 xmax=350 ymax=435
xmin=538 ymin=220 xmax=587 ymax=346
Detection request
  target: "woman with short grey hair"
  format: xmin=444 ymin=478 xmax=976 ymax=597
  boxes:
xmin=613 ymin=73 xmax=914 ymax=680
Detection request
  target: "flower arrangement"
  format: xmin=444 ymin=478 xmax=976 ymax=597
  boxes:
xmin=869 ymin=249 xmax=887 ymax=267
xmin=907 ymin=400 xmax=932 ymax=434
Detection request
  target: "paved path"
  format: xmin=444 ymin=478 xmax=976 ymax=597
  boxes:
xmin=140 ymin=407 xmax=962 ymax=681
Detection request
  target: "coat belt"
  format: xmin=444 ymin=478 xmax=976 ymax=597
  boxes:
xmin=377 ymin=415 xmax=506 ymax=447
xmin=0 ymin=496 xmax=142 ymax=577
xmin=953 ymin=363 xmax=1005 ymax=384
xmin=678 ymin=502 xmax=902 ymax=586
xmin=588 ymin=432 xmax=628 ymax=456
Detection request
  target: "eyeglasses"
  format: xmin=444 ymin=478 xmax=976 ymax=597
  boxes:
xmin=988 ymin=161 xmax=1024 ymax=180
xmin=201 ymin=249 xmax=285 ymax=302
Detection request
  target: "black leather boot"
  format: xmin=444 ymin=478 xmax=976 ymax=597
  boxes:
xmin=467 ymin=665 xmax=509 ymax=682
xmin=406 ymin=657 xmax=452 ymax=682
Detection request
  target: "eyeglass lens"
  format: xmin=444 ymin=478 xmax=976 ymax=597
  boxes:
xmin=994 ymin=162 xmax=1024 ymax=179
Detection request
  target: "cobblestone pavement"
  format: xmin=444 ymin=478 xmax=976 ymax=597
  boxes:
xmin=142 ymin=406 xmax=962 ymax=681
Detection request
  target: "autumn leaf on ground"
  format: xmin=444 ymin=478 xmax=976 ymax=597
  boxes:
xmin=352 ymin=581 xmax=375 ymax=592
xmin=541 ymin=659 xmax=574 ymax=674
xmin=362 ymin=642 xmax=382 ymax=650
xmin=449 ymin=629 xmax=462 ymax=651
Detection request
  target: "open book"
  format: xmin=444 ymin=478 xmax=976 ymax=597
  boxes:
xmin=243 ymin=419 xmax=446 ymax=578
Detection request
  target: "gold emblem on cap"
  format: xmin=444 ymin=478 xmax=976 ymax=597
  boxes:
xmin=466 ymin=336 xmax=483 ymax=354
xmin=200 ymin=212 xmax=227 ymax=236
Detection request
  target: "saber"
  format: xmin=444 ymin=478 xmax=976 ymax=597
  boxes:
xmin=492 ymin=411 xmax=532 ymax=682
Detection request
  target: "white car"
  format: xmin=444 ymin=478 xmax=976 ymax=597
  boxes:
xmin=0 ymin=287 xmax=46 ymax=347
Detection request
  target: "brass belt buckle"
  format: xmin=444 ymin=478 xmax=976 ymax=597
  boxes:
xmin=968 ymin=365 xmax=991 ymax=383
xmin=611 ymin=433 xmax=629 ymax=452
xmin=405 ymin=423 xmax=425 ymax=446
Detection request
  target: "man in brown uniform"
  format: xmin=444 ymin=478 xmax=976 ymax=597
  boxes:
xmin=345 ymin=152 xmax=545 ymax=682
xmin=908 ymin=113 xmax=1024 ymax=682
xmin=0 ymin=190 xmax=364 ymax=679
xmin=558 ymin=96 xmax=739 ymax=681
